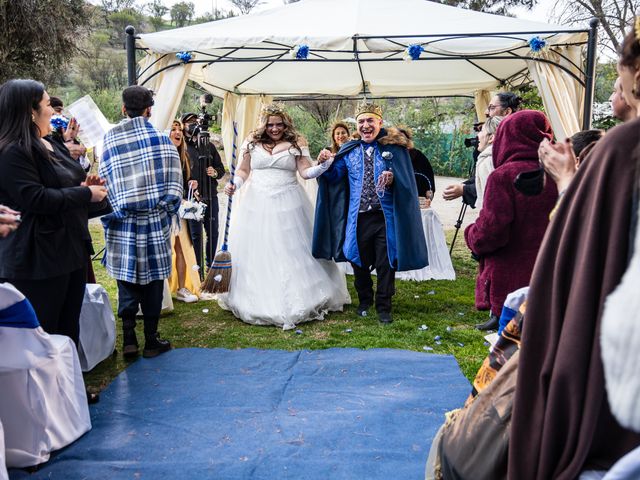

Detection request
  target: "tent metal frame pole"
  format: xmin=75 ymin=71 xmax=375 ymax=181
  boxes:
xmin=126 ymin=25 xmax=138 ymax=86
xmin=582 ymin=18 xmax=599 ymax=130
xmin=131 ymin=25 xmax=593 ymax=101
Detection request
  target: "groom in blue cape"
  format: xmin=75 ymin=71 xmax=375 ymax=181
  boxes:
xmin=312 ymin=103 xmax=428 ymax=324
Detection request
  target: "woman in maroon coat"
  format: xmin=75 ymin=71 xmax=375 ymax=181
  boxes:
xmin=464 ymin=110 xmax=557 ymax=319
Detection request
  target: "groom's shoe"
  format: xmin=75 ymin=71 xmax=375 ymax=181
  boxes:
xmin=356 ymin=304 xmax=371 ymax=317
xmin=378 ymin=312 xmax=393 ymax=324
xmin=475 ymin=314 xmax=499 ymax=331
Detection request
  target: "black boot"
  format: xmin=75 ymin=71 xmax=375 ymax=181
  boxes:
xmin=142 ymin=316 xmax=172 ymax=358
xmin=475 ymin=314 xmax=499 ymax=331
xmin=378 ymin=311 xmax=393 ymax=324
xmin=122 ymin=316 xmax=139 ymax=358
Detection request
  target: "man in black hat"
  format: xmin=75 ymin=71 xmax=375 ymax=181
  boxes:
xmin=100 ymin=85 xmax=182 ymax=359
xmin=181 ymin=113 xmax=226 ymax=274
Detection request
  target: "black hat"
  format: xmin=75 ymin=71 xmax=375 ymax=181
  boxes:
xmin=49 ymin=96 xmax=64 ymax=109
xmin=181 ymin=112 xmax=198 ymax=124
xmin=122 ymin=85 xmax=154 ymax=111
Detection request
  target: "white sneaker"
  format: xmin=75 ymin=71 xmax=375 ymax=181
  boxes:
xmin=176 ymin=288 xmax=198 ymax=303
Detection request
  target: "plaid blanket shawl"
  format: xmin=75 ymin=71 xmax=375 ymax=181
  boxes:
xmin=99 ymin=117 xmax=183 ymax=284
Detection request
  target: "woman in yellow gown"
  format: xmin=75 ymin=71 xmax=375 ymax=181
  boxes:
xmin=168 ymin=120 xmax=201 ymax=302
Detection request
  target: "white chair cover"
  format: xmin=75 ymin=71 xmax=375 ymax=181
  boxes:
xmin=339 ymin=208 xmax=456 ymax=281
xmin=0 ymin=418 xmax=8 ymax=480
xmin=78 ymin=284 xmax=116 ymax=372
xmin=397 ymin=209 xmax=456 ymax=281
xmin=0 ymin=283 xmax=91 ymax=468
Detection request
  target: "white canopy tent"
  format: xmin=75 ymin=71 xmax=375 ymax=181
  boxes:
xmin=130 ymin=0 xmax=597 ymax=163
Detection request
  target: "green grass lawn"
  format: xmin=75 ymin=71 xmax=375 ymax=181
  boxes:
xmin=84 ymin=223 xmax=489 ymax=392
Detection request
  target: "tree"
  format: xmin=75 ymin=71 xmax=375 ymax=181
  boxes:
xmin=100 ymin=0 xmax=136 ymax=12
xmin=433 ymin=0 xmax=537 ymax=16
xmin=552 ymin=0 xmax=638 ymax=55
xmin=193 ymin=8 xmax=236 ymax=24
xmin=229 ymin=0 xmax=263 ymax=15
xmin=146 ymin=0 xmax=169 ymax=31
xmin=170 ymin=1 xmax=195 ymax=27
xmin=0 ymin=0 xmax=91 ymax=85
xmin=74 ymin=32 xmax=127 ymax=92
xmin=107 ymin=8 xmax=144 ymax=44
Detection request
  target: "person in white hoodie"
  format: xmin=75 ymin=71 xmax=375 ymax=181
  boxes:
xmin=474 ymin=115 xmax=504 ymax=210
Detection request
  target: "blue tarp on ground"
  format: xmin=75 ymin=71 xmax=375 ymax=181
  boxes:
xmin=10 ymin=348 xmax=470 ymax=479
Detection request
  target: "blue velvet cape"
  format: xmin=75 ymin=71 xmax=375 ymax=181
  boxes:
xmin=312 ymin=129 xmax=428 ymax=272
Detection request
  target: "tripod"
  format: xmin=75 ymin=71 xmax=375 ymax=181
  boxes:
xmin=449 ymin=145 xmax=479 ymax=255
xmin=193 ymin=126 xmax=215 ymax=275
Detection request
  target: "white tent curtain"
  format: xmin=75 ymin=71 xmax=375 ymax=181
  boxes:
xmin=527 ymin=45 xmax=584 ymax=141
xmin=474 ymin=90 xmax=492 ymax=123
xmin=138 ymin=53 xmax=193 ymax=131
xmin=221 ymin=93 xmax=273 ymax=168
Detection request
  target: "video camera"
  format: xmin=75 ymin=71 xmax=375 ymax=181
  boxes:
xmin=463 ymin=122 xmax=484 ymax=149
xmin=197 ymin=93 xmax=214 ymax=131
xmin=464 ymin=136 xmax=479 ymax=149
xmin=464 ymin=122 xmax=484 ymax=149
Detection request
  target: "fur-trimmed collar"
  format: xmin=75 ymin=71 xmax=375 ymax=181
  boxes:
xmin=377 ymin=128 xmax=410 ymax=148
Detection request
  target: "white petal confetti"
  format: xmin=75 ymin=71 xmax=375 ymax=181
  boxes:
xmin=214 ymin=274 xmax=222 ymax=282
xmin=422 ymin=346 xmax=433 ymax=352
xmin=192 ymin=265 xmax=200 ymax=271
xmin=202 ymin=308 xmax=209 ymax=313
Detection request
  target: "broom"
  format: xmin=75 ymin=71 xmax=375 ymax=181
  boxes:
xmin=201 ymin=122 xmax=238 ymax=294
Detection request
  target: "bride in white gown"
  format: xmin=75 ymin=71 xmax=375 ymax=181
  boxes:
xmin=218 ymin=104 xmax=350 ymax=330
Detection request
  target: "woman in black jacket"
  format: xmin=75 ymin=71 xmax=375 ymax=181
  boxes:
xmin=0 ymin=79 xmax=107 ymax=344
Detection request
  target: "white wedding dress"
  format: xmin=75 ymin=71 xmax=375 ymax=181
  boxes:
xmin=218 ymin=143 xmax=350 ymax=330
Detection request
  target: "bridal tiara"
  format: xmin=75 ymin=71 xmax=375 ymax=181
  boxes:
xmin=260 ymin=102 xmax=288 ymax=118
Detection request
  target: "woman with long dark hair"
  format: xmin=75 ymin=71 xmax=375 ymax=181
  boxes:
xmin=329 ymin=122 xmax=350 ymax=154
xmin=168 ymin=120 xmax=200 ymax=302
xmin=0 ymin=79 xmax=107 ymax=345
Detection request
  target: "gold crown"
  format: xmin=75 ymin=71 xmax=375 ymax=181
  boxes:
xmin=635 ymin=16 xmax=640 ymax=43
xmin=355 ymin=102 xmax=383 ymax=119
xmin=260 ymin=102 xmax=287 ymax=117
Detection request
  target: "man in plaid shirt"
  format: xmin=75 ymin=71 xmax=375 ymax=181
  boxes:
xmin=99 ymin=86 xmax=183 ymax=359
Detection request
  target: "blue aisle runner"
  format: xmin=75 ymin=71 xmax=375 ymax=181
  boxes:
xmin=10 ymin=348 xmax=469 ymax=479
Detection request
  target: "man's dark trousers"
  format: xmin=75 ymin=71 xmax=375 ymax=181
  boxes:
xmin=350 ymin=210 xmax=395 ymax=313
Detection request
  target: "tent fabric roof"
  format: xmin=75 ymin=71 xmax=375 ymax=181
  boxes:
xmin=137 ymin=0 xmax=588 ymax=98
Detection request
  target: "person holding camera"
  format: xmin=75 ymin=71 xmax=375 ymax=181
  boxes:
xmin=464 ymin=110 xmax=557 ymax=331
xmin=442 ymin=92 xmax=522 ymax=207
xmin=181 ymin=112 xmax=226 ymax=275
